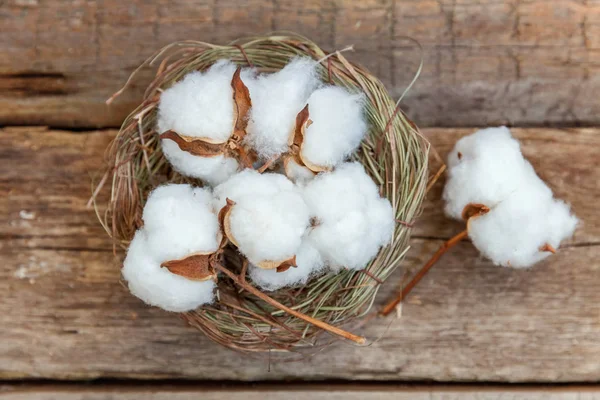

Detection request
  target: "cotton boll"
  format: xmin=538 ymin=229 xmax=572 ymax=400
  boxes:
xmin=161 ymin=140 xmax=239 ymax=186
xmin=468 ymin=187 xmax=578 ymax=268
xmin=213 ymin=168 xmax=295 ymax=210
xmin=157 ymin=60 xmax=237 ymax=142
xmin=444 ymin=126 xmax=578 ymax=268
xmin=122 ymin=230 xmax=216 ymax=312
xmin=249 ymin=240 xmax=325 ymax=291
xmin=443 ymin=126 xmax=533 ymax=220
xmin=123 ymin=184 xmax=221 ymax=312
xmin=300 ymin=86 xmax=367 ymax=169
xmin=245 ymin=57 xmax=321 ymax=159
xmin=302 ymin=162 xmax=394 ymax=270
xmin=227 ymin=190 xmax=310 ymax=266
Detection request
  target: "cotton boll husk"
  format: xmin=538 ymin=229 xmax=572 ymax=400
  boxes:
xmin=212 ymin=168 xmax=295 ymax=210
xmin=468 ymin=187 xmax=578 ymax=268
xmin=142 ymin=184 xmax=221 ymax=256
xmin=228 ymin=190 xmax=310 ymax=265
xmin=245 ymin=57 xmax=321 ymax=159
xmin=249 ymin=240 xmax=325 ymax=291
xmin=122 ymin=230 xmax=216 ymax=312
xmin=161 ymin=139 xmax=239 ymax=186
xmin=300 ymin=86 xmax=367 ymax=168
xmin=443 ymin=126 xmax=533 ymax=220
xmin=157 ymin=60 xmax=237 ymax=142
xmin=302 ymin=162 xmax=394 ymax=270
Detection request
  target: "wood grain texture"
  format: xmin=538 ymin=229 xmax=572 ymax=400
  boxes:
xmin=0 ymin=126 xmax=598 ymax=381
xmin=2 ymin=384 xmax=600 ymax=400
xmin=1 ymin=0 xmax=598 ymax=128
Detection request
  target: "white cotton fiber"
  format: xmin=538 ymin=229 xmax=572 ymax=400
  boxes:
xmin=443 ymin=126 xmax=533 ymax=220
xmin=142 ymin=184 xmax=221 ymax=256
xmin=468 ymin=188 xmax=578 ymax=268
xmin=302 ymin=162 xmax=394 ymax=270
xmin=300 ymin=86 xmax=367 ymax=168
xmin=157 ymin=60 xmax=251 ymax=185
xmin=212 ymin=168 xmax=295 ymax=210
xmin=249 ymin=239 xmax=325 ymax=291
xmin=245 ymin=57 xmax=321 ymax=159
xmin=161 ymin=140 xmax=239 ymax=186
xmin=157 ymin=60 xmax=237 ymax=142
xmin=227 ymin=184 xmax=310 ymax=266
xmin=122 ymin=184 xmax=220 ymax=312
xmin=443 ymin=127 xmax=578 ymax=268
xmin=284 ymin=157 xmax=316 ymax=183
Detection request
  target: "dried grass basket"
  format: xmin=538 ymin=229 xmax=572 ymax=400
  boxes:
xmin=95 ymin=33 xmax=429 ymax=353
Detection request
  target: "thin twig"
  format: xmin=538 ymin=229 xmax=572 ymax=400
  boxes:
xmin=213 ymin=262 xmax=367 ymax=345
xmin=380 ymin=230 xmax=468 ymax=316
xmin=426 ymin=164 xmax=446 ymax=193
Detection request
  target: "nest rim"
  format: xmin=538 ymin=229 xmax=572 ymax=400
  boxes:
xmin=96 ymin=33 xmax=430 ymax=353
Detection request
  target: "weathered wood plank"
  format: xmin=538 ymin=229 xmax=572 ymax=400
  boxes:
xmin=2 ymin=126 xmax=596 ymax=250
xmin=2 ymin=384 xmax=600 ymax=400
xmin=1 ymin=0 xmax=599 ymax=128
xmin=0 ymin=127 xmax=598 ymax=381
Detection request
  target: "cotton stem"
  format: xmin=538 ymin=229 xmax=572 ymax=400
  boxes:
xmin=380 ymin=229 xmax=468 ymax=316
xmin=213 ymin=262 xmax=367 ymax=345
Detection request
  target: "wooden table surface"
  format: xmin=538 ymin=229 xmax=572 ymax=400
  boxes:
xmin=1 ymin=0 xmax=599 ymax=398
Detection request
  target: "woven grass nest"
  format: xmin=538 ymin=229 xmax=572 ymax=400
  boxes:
xmin=96 ymin=34 xmax=429 ymax=353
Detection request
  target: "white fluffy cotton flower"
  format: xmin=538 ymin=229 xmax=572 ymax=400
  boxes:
xmin=245 ymin=57 xmax=321 ymax=159
xmin=122 ymin=184 xmax=220 ymax=312
xmin=302 ymin=162 xmax=394 ymax=270
xmin=218 ymin=170 xmax=310 ymax=268
xmin=156 ymin=60 xmax=255 ymax=185
xmin=443 ymin=127 xmax=578 ymax=268
xmin=300 ymin=86 xmax=367 ymax=169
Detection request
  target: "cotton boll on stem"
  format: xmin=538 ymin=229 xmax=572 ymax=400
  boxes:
xmin=443 ymin=126 xmax=578 ymax=268
xmin=302 ymin=162 xmax=394 ymax=271
xmin=245 ymin=57 xmax=321 ymax=159
xmin=122 ymin=184 xmax=222 ymax=312
xmin=299 ymin=86 xmax=367 ymax=170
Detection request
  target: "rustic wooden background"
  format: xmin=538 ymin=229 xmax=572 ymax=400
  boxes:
xmin=1 ymin=0 xmax=599 ymax=398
